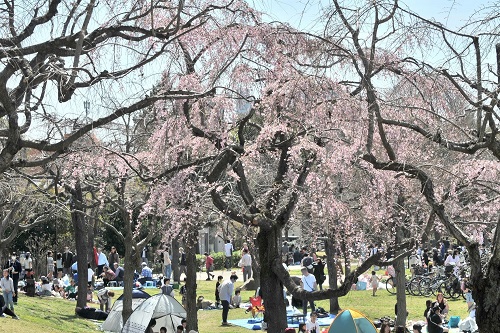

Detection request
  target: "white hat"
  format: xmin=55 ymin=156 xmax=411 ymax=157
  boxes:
xmin=141 ymin=262 xmax=147 ymax=266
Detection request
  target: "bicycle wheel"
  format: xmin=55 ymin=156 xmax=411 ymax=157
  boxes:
xmin=419 ymin=277 xmax=432 ymax=297
xmin=409 ymin=277 xmax=422 ymax=296
xmin=386 ymin=277 xmax=397 ymax=295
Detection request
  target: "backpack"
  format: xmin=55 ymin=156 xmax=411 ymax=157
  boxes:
xmin=448 ymin=316 xmax=460 ymax=328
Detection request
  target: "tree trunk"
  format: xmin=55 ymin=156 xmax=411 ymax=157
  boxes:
xmin=474 ymin=269 xmax=500 ymax=332
xmin=121 ymin=231 xmax=136 ymax=323
xmin=325 ymin=239 xmax=341 ymax=314
xmin=172 ymin=239 xmax=180 ymax=283
xmin=257 ymin=225 xmax=287 ymax=333
xmin=71 ymin=181 xmax=89 ymax=310
xmin=185 ymin=232 xmax=199 ymax=332
xmin=395 ymin=227 xmax=407 ymax=326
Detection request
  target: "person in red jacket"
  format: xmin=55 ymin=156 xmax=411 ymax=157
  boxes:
xmin=204 ymin=253 xmax=215 ymax=280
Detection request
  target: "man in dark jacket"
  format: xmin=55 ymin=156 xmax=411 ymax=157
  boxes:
xmin=62 ymin=246 xmax=74 ymax=277
xmin=4 ymin=252 xmax=22 ymax=304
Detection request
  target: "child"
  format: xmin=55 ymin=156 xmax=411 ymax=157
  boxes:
xmin=215 ymin=275 xmax=223 ymax=308
xmin=369 ymin=271 xmax=379 ymax=296
xmin=1 ymin=269 xmax=15 ymax=311
xmin=160 ymin=328 xmax=167 ymax=333
xmin=298 ymin=322 xmax=307 ymax=332
xmin=231 ymin=289 xmax=241 ymax=308
xmin=306 ymin=312 xmax=320 ymax=333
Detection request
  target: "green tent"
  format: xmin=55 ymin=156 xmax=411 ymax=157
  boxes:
xmin=327 ymin=309 xmax=378 ymax=333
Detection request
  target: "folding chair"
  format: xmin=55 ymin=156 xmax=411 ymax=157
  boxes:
xmin=245 ymin=296 xmax=265 ymax=319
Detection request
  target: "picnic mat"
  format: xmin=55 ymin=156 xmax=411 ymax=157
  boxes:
xmin=228 ymin=314 xmax=335 ymax=330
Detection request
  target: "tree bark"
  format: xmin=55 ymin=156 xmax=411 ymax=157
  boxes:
xmin=395 ymin=227 xmax=407 ymax=326
xmin=325 ymin=239 xmax=341 ymax=314
xmin=185 ymin=230 xmax=199 ymax=332
xmin=71 ymin=181 xmax=89 ymax=310
xmin=172 ymin=239 xmax=180 ymax=283
xmin=257 ymin=225 xmax=287 ymax=333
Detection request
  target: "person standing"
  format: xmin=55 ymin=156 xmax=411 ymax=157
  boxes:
xmin=23 ymin=252 xmax=33 ymax=279
xmin=215 ymin=275 xmax=223 ymax=308
xmin=46 ymin=251 xmax=54 ymax=279
xmin=204 ymin=253 xmax=215 ymax=281
xmin=56 ymin=252 xmax=63 ymax=278
xmin=141 ymin=245 xmax=149 ymax=265
xmin=108 ymin=246 xmax=119 ymax=272
xmin=224 ymin=240 xmax=233 ymax=271
xmin=1 ymin=269 xmax=15 ymax=312
xmin=4 ymin=252 xmax=21 ymax=304
xmin=240 ymin=249 xmax=252 ymax=282
xmin=300 ymin=266 xmax=316 ymax=316
xmin=369 ymin=271 xmax=379 ymax=296
xmin=219 ymin=274 xmax=238 ymax=326
xmin=62 ymin=247 xmax=74 ymax=277
xmin=312 ymin=258 xmax=326 ymax=290
xmin=96 ymin=248 xmax=109 ymax=277
xmin=179 ymin=247 xmax=187 ymax=278
xmin=163 ymin=248 xmax=172 ymax=279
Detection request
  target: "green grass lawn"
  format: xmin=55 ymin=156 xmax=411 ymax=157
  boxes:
xmin=1 ymin=280 xmax=469 ymax=332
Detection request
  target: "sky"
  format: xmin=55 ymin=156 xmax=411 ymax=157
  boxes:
xmin=251 ymin=0 xmax=493 ymax=31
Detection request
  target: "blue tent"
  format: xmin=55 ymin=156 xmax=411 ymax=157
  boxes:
xmin=327 ymin=309 xmax=378 ymax=333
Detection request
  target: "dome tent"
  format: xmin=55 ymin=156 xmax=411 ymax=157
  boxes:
xmin=102 ymin=289 xmax=151 ymax=332
xmin=326 ymin=308 xmax=378 ymax=333
xmin=121 ymin=293 xmax=186 ymax=333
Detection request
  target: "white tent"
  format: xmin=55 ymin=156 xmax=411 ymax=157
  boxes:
xmin=102 ymin=289 xmax=151 ymax=332
xmin=121 ymin=293 xmax=186 ymax=333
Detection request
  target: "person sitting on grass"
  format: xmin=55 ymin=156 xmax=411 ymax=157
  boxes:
xmin=379 ymin=322 xmax=391 ymax=333
xmin=413 ymin=324 xmax=423 ymax=333
xmin=427 ymin=304 xmax=449 ymax=333
xmin=0 ymin=294 xmax=19 ymax=319
xmin=298 ymin=322 xmax=307 ymax=333
xmin=231 ymin=289 xmax=241 ymax=308
xmin=65 ymin=279 xmax=78 ymax=299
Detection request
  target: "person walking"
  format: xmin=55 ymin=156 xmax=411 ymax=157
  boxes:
xmin=204 ymin=253 xmax=215 ymax=281
xmin=300 ymin=266 xmax=317 ymax=316
xmin=219 ymin=274 xmax=238 ymax=326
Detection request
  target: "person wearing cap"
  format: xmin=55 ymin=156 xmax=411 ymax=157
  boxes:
xmin=219 ymin=274 xmax=238 ymax=326
xmin=3 ymin=252 xmax=22 ymax=304
xmin=412 ymin=323 xmax=423 ymax=333
xmin=300 ymin=266 xmax=317 ymax=316
xmin=427 ymin=304 xmax=449 ymax=333
xmin=138 ymin=262 xmax=152 ymax=285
